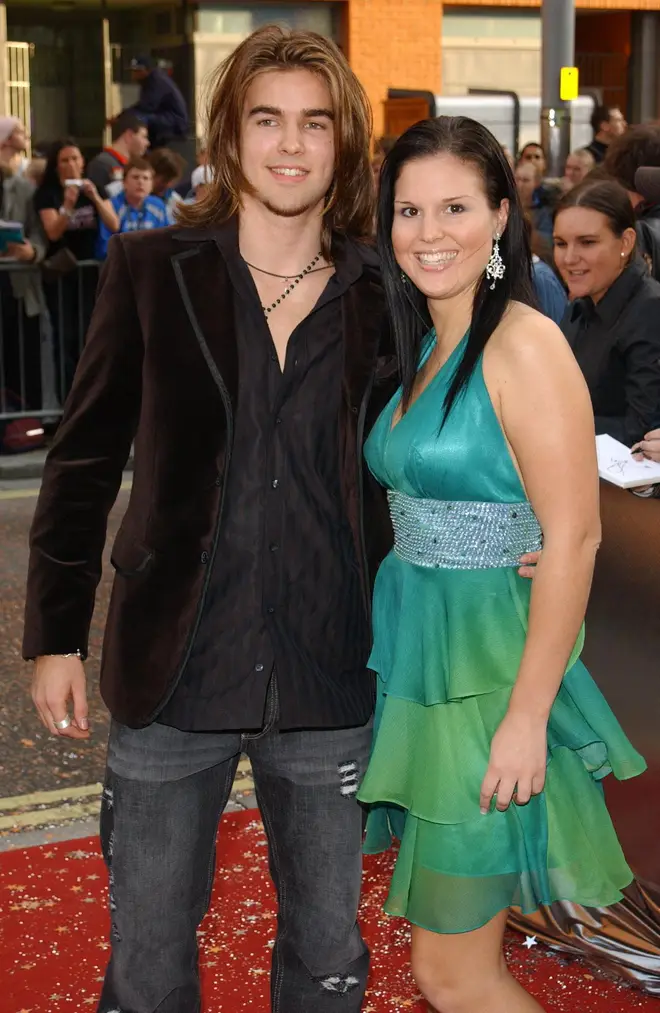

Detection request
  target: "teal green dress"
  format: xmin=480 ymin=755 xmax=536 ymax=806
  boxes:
xmin=357 ymin=330 xmax=646 ymax=935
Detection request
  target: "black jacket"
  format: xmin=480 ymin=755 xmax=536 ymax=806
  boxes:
xmin=127 ymin=69 xmax=188 ymax=148
xmin=636 ymin=203 xmax=660 ymax=282
xmin=23 ymin=226 xmax=397 ymax=726
xmin=561 ymin=258 xmax=660 ymax=446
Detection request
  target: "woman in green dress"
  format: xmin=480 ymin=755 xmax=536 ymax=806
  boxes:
xmin=357 ymin=116 xmax=646 ymax=1012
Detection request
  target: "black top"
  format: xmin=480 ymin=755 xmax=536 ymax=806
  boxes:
xmin=636 ymin=204 xmax=660 ymax=282
xmin=561 ymin=258 xmax=660 ymax=446
xmin=86 ymin=149 xmax=127 ymax=199
xmin=585 ymin=138 xmax=609 ymax=164
xmin=158 ymin=222 xmax=372 ymax=731
xmin=33 ymin=182 xmax=98 ymax=260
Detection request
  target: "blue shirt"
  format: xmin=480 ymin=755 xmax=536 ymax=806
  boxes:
xmin=532 ymin=258 xmax=568 ymax=325
xmin=96 ymin=192 xmax=172 ymax=259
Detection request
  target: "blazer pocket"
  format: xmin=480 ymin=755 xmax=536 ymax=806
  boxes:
xmin=110 ymin=528 xmax=154 ymax=578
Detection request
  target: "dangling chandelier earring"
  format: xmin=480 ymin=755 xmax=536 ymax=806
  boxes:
xmin=486 ymin=233 xmax=505 ymax=290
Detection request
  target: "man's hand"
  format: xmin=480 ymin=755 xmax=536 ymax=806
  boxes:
xmin=518 ymin=550 xmax=541 ymax=580
xmin=631 ymin=429 xmax=660 ymax=464
xmin=31 ymin=656 xmax=90 ymax=739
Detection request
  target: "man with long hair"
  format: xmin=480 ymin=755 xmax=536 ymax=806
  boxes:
xmin=23 ymin=25 xmax=395 ymax=1013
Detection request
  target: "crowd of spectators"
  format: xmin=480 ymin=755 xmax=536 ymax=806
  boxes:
xmin=0 ymin=95 xmax=208 ymax=450
xmin=4 ymin=87 xmax=660 ymax=471
xmin=369 ymin=101 xmax=660 ymax=465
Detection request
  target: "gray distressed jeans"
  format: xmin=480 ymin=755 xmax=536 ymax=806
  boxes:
xmin=96 ymin=680 xmax=372 ymax=1013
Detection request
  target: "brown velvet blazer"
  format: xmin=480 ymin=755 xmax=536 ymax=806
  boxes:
xmin=23 ymin=224 xmax=397 ymax=727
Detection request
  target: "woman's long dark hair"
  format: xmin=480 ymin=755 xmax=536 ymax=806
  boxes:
xmin=37 ymin=138 xmax=81 ymax=193
xmin=377 ymin=116 xmax=536 ymax=422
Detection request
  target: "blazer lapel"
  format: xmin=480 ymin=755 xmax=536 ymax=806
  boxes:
xmin=171 ymin=235 xmax=239 ymax=411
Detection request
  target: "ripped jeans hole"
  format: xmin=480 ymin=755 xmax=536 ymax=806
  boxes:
xmin=102 ymin=786 xmax=114 ymax=808
xmin=337 ymin=761 xmax=359 ymax=798
xmin=318 ymin=974 xmax=360 ymax=995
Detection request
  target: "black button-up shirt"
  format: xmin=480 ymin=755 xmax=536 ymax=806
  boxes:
xmin=561 ymin=258 xmax=660 ymax=446
xmin=158 ymin=223 xmax=373 ymax=731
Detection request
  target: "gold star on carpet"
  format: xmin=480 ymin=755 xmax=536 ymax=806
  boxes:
xmin=55 ymin=926 xmax=69 ymax=934
xmin=206 ymin=945 xmax=222 ymax=954
xmin=70 ymin=885 xmax=84 ymax=893
xmin=86 ymin=874 xmax=100 ymax=880
xmin=43 ymin=851 xmax=56 ymax=858
xmin=6 ymin=883 xmax=26 ymax=891
xmin=83 ymin=998 xmax=96 ymax=1005
xmin=49 ymin=995 xmax=63 ymax=1001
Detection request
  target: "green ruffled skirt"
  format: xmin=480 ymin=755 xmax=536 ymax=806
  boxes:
xmin=357 ymin=554 xmax=647 ymax=935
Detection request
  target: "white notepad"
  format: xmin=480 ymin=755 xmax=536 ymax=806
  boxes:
xmin=596 ymin=433 xmax=660 ymax=489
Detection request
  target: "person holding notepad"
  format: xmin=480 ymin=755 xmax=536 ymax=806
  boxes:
xmin=554 ymin=178 xmax=660 ymax=448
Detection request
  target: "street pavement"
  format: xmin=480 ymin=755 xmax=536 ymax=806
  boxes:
xmin=0 ymin=467 xmax=256 ymax=850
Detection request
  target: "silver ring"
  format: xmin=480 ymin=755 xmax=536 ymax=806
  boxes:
xmin=54 ymin=715 xmax=71 ymax=730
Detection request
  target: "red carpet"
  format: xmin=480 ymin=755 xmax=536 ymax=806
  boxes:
xmin=3 ymin=809 xmax=659 ymax=1013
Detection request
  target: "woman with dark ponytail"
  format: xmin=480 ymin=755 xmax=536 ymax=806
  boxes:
xmin=356 ymin=116 xmax=645 ymax=1013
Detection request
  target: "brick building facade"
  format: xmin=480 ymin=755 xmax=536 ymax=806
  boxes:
xmin=0 ymin=0 xmax=658 ymax=151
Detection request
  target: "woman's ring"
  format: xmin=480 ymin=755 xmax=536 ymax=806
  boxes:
xmin=54 ymin=715 xmax=71 ymax=730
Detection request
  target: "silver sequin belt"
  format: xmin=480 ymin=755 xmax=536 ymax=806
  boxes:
xmin=388 ymin=489 xmax=542 ymax=570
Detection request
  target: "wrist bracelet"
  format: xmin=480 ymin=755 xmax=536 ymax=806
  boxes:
xmin=58 ymin=205 xmax=73 ymax=218
xmin=45 ymin=650 xmax=83 ymax=659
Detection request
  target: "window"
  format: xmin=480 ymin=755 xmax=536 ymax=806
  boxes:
xmin=197 ymin=3 xmax=340 ymax=40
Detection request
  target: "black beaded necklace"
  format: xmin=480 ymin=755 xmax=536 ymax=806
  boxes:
xmin=242 ymin=252 xmax=329 ymax=316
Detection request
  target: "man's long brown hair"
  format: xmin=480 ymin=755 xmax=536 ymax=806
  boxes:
xmin=177 ymin=26 xmax=374 ymax=255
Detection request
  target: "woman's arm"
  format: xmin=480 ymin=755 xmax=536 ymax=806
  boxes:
xmin=80 ymin=180 xmax=119 ymax=235
xmin=480 ymin=310 xmax=601 ymax=814
xmin=38 ymin=183 xmax=80 ymax=243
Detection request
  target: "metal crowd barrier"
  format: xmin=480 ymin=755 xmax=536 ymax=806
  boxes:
xmin=0 ymin=259 xmax=101 ymax=422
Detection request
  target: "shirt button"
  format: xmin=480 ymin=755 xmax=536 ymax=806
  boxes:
xmin=214 ymin=475 xmax=221 ymax=487
xmin=267 ymin=606 xmax=275 ymax=614
xmin=255 ymin=663 xmax=264 ymax=672
xmin=200 ymin=551 xmax=209 ymax=564
xmin=269 ymin=543 xmax=279 ymax=552
xmin=275 ymin=416 xmax=282 ymax=425
xmin=271 ymin=478 xmax=279 ymax=489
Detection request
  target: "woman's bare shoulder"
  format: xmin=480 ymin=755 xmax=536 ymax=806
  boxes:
xmin=490 ymin=301 xmax=573 ymax=367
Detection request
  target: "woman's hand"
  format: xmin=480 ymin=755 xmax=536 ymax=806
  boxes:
xmin=62 ymin=184 xmax=79 ymax=211
xmin=479 ymin=710 xmax=548 ymax=814
xmin=81 ymin=179 xmax=101 ymax=204
xmin=632 ymin=429 xmax=660 ymax=464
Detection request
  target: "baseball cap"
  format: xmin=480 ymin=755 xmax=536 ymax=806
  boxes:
xmin=0 ymin=116 xmax=21 ymax=145
xmin=130 ymin=55 xmax=155 ymax=72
